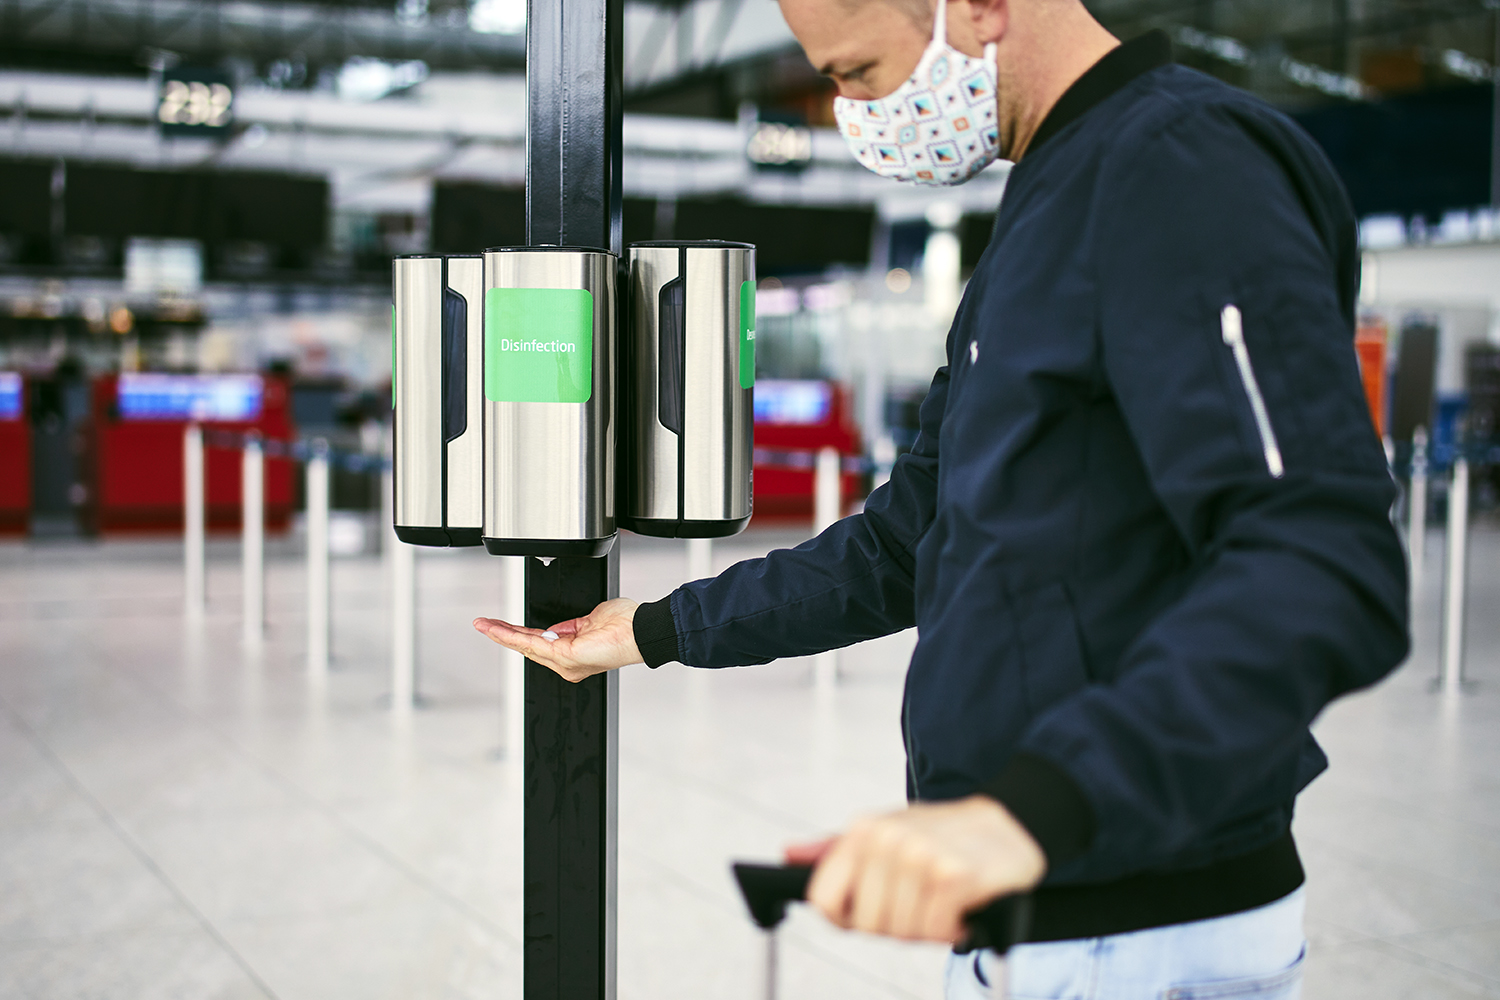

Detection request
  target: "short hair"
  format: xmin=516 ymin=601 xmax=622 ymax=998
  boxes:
xmin=840 ymin=0 xmax=935 ymax=31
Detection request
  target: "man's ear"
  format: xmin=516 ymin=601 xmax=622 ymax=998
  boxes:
xmin=958 ymin=0 xmax=1009 ymax=47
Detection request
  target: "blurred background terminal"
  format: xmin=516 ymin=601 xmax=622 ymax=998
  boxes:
xmin=3 ymin=0 xmax=1500 ymax=536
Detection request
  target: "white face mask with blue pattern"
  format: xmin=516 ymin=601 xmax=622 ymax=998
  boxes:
xmin=832 ymin=0 xmax=1000 ymax=186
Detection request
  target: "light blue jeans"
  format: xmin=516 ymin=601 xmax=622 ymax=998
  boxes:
xmin=945 ymin=888 xmax=1305 ymax=1000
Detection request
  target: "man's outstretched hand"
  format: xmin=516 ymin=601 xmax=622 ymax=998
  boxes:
xmin=786 ymin=796 xmax=1046 ymax=944
xmin=474 ymin=598 xmax=642 ymax=682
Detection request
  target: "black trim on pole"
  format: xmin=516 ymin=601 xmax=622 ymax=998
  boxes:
xmin=524 ymin=0 xmax=624 ymax=996
xmin=523 ymin=554 xmax=619 ymax=1000
xmin=526 ymin=0 xmax=624 ymax=254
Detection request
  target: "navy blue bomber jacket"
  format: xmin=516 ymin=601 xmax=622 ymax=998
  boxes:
xmin=632 ymin=33 xmax=1409 ymax=941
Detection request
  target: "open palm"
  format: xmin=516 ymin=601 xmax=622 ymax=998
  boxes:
xmin=473 ymin=598 xmax=642 ymax=682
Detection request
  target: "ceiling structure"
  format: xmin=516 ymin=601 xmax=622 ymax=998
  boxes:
xmin=0 ymin=0 xmax=524 ymax=78
xmin=1 ymin=0 xmax=1494 ymax=105
xmin=627 ymin=0 xmax=1500 ymax=119
xmin=0 ymin=0 xmax=1494 ymax=219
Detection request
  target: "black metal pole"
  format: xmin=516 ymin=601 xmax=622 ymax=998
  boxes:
xmin=1492 ymin=5 xmax=1500 ymax=211
xmin=522 ymin=553 xmax=619 ymax=1000
xmin=523 ymin=0 xmax=623 ymax=994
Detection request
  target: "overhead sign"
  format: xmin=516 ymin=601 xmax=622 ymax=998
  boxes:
xmin=158 ymin=69 xmax=234 ymax=137
xmin=124 ymin=238 xmax=203 ymax=297
xmin=746 ymin=121 xmax=813 ymax=172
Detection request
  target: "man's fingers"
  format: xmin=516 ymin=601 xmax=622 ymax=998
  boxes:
xmin=474 ymin=618 xmax=561 ymax=662
xmin=784 ymin=836 xmax=838 ymax=867
xmin=849 ymin=827 xmax=898 ymax=934
xmin=473 ymin=616 xmax=550 ymax=638
xmin=546 ymin=617 xmax=585 ymax=638
xmin=884 ymin=849 xmax=930 ymax=940
xmin=915 ymin=894 xmax=966 ymax=945
xmin=805 ymin=835 xmax=859 ymax=929
xmin=919 ymin=868 xmax=980 ymax=944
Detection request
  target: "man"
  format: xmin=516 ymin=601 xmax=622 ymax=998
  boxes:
xmin=475 ymin=0 xmax=1409 ymax=994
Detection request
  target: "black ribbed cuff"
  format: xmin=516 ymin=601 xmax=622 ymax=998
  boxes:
xmin=633 ymin=596 xmax=681 ymax=668
xmin=982 ymin=752 xmax=1097 ymax=871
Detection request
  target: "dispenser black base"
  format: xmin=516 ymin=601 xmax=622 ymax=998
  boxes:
xmin=483 ymin=535 xmax=618 ymax=558
xmin=618 ymin=515 xmax=751 ymax=539
xmin=396 ymin=526 xmax=484 ymax=547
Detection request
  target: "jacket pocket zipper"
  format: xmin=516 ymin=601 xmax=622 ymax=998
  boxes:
xmin=1220 ymin=304 xmax=1285 ymax=479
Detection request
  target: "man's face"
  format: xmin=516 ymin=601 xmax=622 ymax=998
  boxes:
xmin=778 ymin=0 xmax=932 ymax=101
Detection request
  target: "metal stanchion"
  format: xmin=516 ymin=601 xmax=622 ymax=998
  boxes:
xmin=1439 ymin=455 xmax=1470 ymax=695
xmin=871 ymin=434 xmax=897 ymax=493
xmin=1409 ymin=426 xmax=1428 ymax=586
xmin=687 ymin=537 xmax=713 ymax=582
xmin=813 ymin=447 xmax=841 ymax=694
xmin=380 ymin=425 xmax=395 ymax=566
xmin=391 ymin=535 xmax=417 ymax=712
xmin=381 ymin=421 xmax=417 ymax=712
xmin=183 ymin=423 xmax=206 ymax=618
xmin=242 ymin=435 xmax=265 ymax=644
xmin=306 ymin=439 xmax=331 ymax=679
xmin=503 ymin=555 xmax=526 ymax=762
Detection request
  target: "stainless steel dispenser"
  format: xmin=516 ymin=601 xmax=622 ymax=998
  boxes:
xmin=392 ymin=254 xmax=484 ymax=546
xmin=620 ymin=241 xmax=755 ymax=538
xmin=481 ymin=247 xmax=617 ymax=557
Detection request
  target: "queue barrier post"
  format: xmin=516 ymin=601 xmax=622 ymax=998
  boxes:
xmin=1439 ymin=455 xmax=1470 ymax=695
xmin=813 ymin=447 xmax=841 ymax=695
xmin=242 ymin=435 xmax=265 ymax=644
xmin=503 ymin=555 xmax=526 ymax=763
xmin=184 ymin=423 xmax=206 ymax=618
xmin=306 ymin=439 xmax=331 ymax=680
xmin=391 ymin=541 xmax=417 ymax=713
xmin=379 ymin=423 xmax=418 ymax=712
xmin=687 ymin=537 xmax=713 ymax=582
xmin=1409 ymin=426 xmax=1428 ymax=586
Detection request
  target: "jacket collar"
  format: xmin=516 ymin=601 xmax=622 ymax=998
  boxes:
xmin=1023 ymin=30 xmax=1173 ymax=158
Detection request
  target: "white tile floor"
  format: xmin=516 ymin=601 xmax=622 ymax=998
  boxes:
xmin=0 ymin=522 xmax=1497 ymax=999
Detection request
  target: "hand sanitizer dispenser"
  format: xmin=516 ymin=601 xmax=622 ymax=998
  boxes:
xmin=392 ymin=254 xmax=484 ymax=546
xmin=481 ymin=247 xmax=618 ymax=557
xmin=620 ymin=241 xmax=755 ymax=538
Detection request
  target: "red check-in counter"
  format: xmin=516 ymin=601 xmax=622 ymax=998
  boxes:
xmin=0 ymin=373 xmax=28 ymax=534
xmin=752 ymin=379 xmax=864 ymax=521
xmin=90 ymin=373 xmax=296 ymax=534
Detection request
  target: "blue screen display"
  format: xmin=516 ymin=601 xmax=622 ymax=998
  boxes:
xmin=753 ymin=380 xmax=832 ymax=425
xmin=0 ymin=373 xmax=20 ymax=421
xmin=118 ymin=373 xmax=263 ymax=422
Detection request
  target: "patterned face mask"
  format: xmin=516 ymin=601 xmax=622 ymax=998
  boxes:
xmin=832 ymin=0 xmax=1000 ymax=186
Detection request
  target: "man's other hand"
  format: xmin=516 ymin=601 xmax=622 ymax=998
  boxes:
xmin=473 ymin=598 xmax=642 ymax=682
xmin=789 ymin=796 xmax=1046 ymax=944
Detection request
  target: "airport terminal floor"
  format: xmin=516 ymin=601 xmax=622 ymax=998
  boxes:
xmin=1 ymin=523 xmax=1498 ymax=1000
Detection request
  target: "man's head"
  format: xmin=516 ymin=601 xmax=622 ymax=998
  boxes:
xmin=777 ymin=0 xmax=1118 ymax=159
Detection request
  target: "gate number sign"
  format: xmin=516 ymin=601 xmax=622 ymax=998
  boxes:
xmin=159 ymin=70 xmax=234 ymax=136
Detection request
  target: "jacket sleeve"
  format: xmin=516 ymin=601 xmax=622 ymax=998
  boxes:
xmin=987 ymin=106 xmax=1409 ymax=880
xmin=633 ymin=363 xmax=950 ymax=668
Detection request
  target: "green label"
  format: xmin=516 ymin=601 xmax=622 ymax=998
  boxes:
xmin=485 ymin=288 xmax=594 ymax=404
xmin=739 ymin=280 xmax=756 ymax=390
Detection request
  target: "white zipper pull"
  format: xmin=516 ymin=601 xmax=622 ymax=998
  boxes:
xmin=1220 ymin=305 xmax=1285 ymax=480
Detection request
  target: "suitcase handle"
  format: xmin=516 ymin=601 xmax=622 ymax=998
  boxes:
xmin=731 ymin=862 xmax=1032 ymax=955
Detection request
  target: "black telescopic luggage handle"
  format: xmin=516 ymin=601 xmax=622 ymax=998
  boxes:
xmin=731 ymin=862 xmax=1032 ymax=954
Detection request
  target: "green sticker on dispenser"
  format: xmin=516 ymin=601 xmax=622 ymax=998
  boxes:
xmin=485 ymin=288 xmax=594 ymax=404
xmin=739 ymin=280 xmax=756 ymax=389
